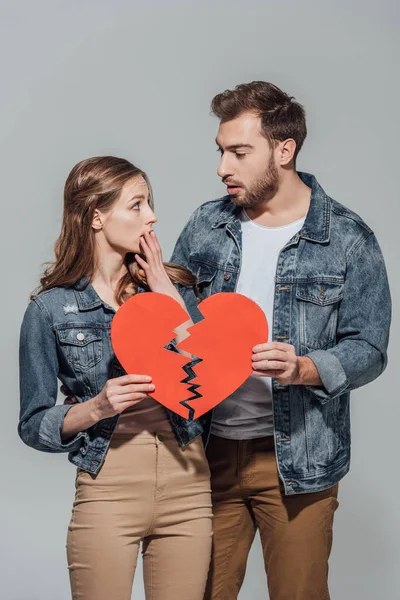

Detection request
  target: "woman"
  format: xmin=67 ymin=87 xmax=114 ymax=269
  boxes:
xmin=18 ymin=156 xmax=212 ymax=600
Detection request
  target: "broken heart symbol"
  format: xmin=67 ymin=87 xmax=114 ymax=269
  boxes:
xmin=111 ymin=292 xmax=268 ymax=420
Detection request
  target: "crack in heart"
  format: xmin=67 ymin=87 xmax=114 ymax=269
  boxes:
xmin=178 ymin=357 xmax=203 ymax=421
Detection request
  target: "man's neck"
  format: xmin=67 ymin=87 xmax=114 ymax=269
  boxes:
xmin=246 ymin=171 xmax=311 ymax=228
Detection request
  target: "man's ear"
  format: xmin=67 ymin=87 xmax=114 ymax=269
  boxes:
xmin=279 ymin=138 xmax=297 ymax=166
xmin=92 ymin=209 xmax=103 ymax=231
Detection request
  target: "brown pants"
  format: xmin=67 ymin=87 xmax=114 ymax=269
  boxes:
xmin=205 ymin=434 xmax=339 ymax=600
xmin=66 ymin=431 xmax=213 ymax=600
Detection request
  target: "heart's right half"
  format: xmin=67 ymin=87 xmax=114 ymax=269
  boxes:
xmin=111 ymin=292 xmax=269 ymax=420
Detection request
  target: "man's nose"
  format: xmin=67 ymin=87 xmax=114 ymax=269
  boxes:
xmin=217 ymin=155 xmax=231 ymax=179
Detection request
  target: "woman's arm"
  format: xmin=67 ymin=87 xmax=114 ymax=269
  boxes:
xmin=18 ymin=300 xmax=89 ymax=453
xmin=19 ymin=300 xmax=155 ymax=449
xmin=61 ymin=374 xmax=155 ymax=439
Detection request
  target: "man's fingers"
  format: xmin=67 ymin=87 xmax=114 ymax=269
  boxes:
xmin=252 ymin=360 xmax=287 ymax=371
xmin=252 ymin=349 xmax=288 ymax=362
xmin=253 ymin=369 xmax=286 ymax=378
xmin=252 ymin=341 xmax=294 ymax=353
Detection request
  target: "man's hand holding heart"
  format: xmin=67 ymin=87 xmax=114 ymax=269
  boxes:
xmin=252 ymin=342 xmax=322 ymax=386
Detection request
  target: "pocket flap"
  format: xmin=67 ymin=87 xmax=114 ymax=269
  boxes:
xmin=190 ymin=259 xmax=218 ymax=284
xmin=296 ymin=282 xmax=344 ymax=306
xmin=57 ymin=327 xmax=102 ymax=347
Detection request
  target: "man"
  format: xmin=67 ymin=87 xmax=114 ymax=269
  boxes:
xmin=170 ymin=81 xmax=391 ymax=599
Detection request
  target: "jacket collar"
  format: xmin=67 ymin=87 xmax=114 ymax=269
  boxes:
xmin=298 ymin=172 xmax=331 ymax=243
xmin=73 ymin=276 xmax=103 ymax=311
xmin=212 ymin=171 xmax=331 ymax=244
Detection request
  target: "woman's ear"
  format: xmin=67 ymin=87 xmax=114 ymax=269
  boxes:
xmin=92 ymin=209 xmax=103 ymax=231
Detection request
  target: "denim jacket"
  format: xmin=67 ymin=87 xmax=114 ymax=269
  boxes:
xmin=170 ymin=172 xmax=391 ymax=495
xmin=18 ymin=278 xmax=203 ymax=474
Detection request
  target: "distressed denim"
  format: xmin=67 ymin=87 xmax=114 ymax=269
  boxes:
xmin=18 ymin=279 xmax=202 ymax=475
xmin=170 ymin=172 xmax=392 ymax=495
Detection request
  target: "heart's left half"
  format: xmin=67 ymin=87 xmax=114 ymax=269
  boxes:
xmin=111 ymin=292 xmax=268 ymax=420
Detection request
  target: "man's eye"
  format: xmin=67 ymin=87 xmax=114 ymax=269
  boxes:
xmin=235 ymin=153 xmax=246 ymax=159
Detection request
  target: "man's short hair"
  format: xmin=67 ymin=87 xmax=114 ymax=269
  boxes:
xmin=211 ymin=81 xmax=307 ymax=162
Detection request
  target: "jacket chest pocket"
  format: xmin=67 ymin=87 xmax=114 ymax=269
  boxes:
xmin=296 ymin=281 xmax=344 ymax=350
xmin=56 ymin=327 xmax=103 ymax=371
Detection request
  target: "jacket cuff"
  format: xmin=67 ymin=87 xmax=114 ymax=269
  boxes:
xmin=38 ymin=404 xmax=90 ymax=452
xmin=305 ymin=349 xmax=349 ymax=403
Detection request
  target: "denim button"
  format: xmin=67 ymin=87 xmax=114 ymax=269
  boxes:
xmin=77 ymin=332 xmax=85 ymax=341
xmin=224 ymin=273 xmax=231 ymax=281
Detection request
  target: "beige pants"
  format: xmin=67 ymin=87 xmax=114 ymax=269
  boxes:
xmin=67 ymin=431 xmax=213 ymax=600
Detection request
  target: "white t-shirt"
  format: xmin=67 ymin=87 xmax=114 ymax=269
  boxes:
xmin=211 ymin=209 xmax=306 ymax=440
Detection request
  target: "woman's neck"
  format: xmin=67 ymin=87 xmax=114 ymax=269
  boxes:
xmin=90 ymin=251 xmax=128 ymax=311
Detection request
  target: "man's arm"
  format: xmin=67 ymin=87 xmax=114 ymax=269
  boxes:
xmin=305 ymin=231 xmax=391 ymax=403
xmin=252 ymin=232 xmax=391 ymax=402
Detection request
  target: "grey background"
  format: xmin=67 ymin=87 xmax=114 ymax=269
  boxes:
xmin=1 ymin=0 xmax=399 ymax=598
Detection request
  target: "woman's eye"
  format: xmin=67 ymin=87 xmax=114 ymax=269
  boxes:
xmin=132 ymin=202 xmax=140 ymax=210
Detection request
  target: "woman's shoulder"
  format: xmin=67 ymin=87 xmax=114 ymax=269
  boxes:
xmin=30 ymin=286 xmax=80 ymax=323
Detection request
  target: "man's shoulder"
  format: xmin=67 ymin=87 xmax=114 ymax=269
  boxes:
xmin=193 ymin=195 xmax=234 ymax=220
xmin=329 ymin=197 xmax=373 ymax=237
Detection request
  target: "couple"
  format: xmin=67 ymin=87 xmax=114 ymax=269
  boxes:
xmin=18 ymin=81 xmax=391 ymax=600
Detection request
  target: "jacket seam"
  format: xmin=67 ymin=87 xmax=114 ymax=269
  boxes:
xmin=346 ymin=230 xmax=372 ymax=263
xmin=331 ymin=203 xmax=373 ymax=234
xmin=32 ymin=297 xmax=54 ymax=330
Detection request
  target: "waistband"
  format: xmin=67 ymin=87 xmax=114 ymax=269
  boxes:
xmin=207 ymin=433 xmax=275 ymax=451
xmin=110 ymin=429 xmax=180 ymax=445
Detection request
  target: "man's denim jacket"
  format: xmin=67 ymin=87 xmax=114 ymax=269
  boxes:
xmin=18 ymin=278 xmax=203 ymax=475
xmin=170 ymin=172 xmax=391 ymax=495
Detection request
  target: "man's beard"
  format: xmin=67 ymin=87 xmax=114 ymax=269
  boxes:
xmin=230 ymin=156 xmax=279 ymax=209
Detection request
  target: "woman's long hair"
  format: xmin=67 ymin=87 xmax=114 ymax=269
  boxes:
xmin=34 ymin=156 xmax=196 ymax=304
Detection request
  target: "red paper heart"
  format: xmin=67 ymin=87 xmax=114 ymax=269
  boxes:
xmin=111 ymin=292 xmax=268 ymax=420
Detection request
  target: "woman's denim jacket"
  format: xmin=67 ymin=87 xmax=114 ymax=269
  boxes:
xmin=170 ymin=172 xmax=391 ymax=495
xmin=18 ymin=279 xmax=203 ymax=475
